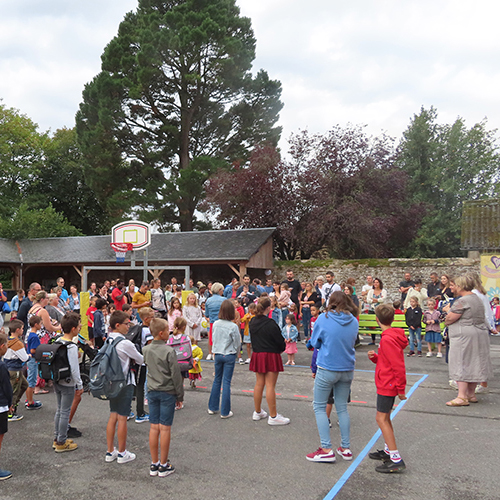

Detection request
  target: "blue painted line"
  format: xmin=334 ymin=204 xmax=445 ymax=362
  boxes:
xmin=322 ymin=373 xmax=429 ymax=500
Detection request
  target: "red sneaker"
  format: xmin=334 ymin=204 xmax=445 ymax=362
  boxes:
xmin=306 ymin=448 xmax=336 ymax=463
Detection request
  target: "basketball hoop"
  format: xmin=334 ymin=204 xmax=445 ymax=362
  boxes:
xmin=110 ymin=242 xmax=133 ymax=263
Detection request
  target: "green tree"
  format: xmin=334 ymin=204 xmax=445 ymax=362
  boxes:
xmin=76 ymin=0 xmax=283 ymax=231
xmin=0 ymin=103 xmax=46 ymax=219
xmin=0 ymin=204 xmax=82 ymax=239
xmin=398 ymin=107 xmax=500 ymax=257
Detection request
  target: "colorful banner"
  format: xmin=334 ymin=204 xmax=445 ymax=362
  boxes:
xmin=80 ymin=292 xmax=90 ymax=340
xmin=480 ymin=254 xmax=500 ymax=300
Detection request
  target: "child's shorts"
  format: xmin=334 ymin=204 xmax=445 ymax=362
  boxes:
xmin=27 ymin=357 xmax=38 ymax=387
xmin=109 ymin=384 xmax=134 ymax=417
xmin=377 ymin=394 xmax=395 ymax=414
xmin=0 ymin=411 xmax=8 ymax=435
xmin=88 ymin=326 xmax=94 ymax=340
xmin=148 ymin=391 xmax=176 ymax=426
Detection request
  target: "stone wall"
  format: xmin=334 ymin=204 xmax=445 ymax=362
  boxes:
xmin=272 ymin=258 xmax=480 ymax=304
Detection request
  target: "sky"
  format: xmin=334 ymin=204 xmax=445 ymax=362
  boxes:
xmin=1 ymin=0 xmax=499 ymax=149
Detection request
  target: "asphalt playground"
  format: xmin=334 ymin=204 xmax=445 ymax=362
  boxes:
xmin=2 ymin=335 xmax=500 ymax=500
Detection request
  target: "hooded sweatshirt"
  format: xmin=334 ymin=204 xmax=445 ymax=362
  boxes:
xmin=4 ymin=337 xmax=29 ymax=371
xmin=369 ymin=327 xmax=408 ymax=396
xmin=311 ymin=311 xmax=358 ymax=372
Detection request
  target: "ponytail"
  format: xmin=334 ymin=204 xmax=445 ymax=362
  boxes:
xmin=256 ymin=297 xmax=271 ymax=316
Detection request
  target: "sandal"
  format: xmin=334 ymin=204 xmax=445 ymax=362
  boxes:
xmin=34 ymin=389 xmax=49 ymax=395
xmin=468 ymin=396 xmax=478 ymax=403
xmin=446 ymin=397 xmax=469 ymax=407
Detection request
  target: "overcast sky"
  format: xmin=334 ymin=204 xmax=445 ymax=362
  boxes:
xmin=1 ymin=0 xmax=499 ymax=148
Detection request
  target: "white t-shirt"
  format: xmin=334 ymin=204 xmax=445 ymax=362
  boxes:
xmin=321 ymin=282 xmax=341 ymax=303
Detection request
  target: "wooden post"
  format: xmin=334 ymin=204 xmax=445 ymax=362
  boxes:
xmin=239 ymin=262 xmax=247 ymax=279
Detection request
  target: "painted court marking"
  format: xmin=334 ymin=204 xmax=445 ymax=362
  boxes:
xmin=322 ymin=373 xmax=429 ymax=500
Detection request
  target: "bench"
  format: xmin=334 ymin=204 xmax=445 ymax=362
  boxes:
xmin=358 ymin=313 xmax=445 ymax=338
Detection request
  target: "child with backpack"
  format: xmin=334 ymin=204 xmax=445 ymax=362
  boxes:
xmin=53 ymin=312 xmax=84 ymax=453
xmin=166 ymin=318 xmax=190 ymax=410
xmin=143 ymin=318 xmax=184 ymax=477
xmin=4 ymin=320 xmax=29 ymax=421
xmin=102 ymin=311 xmax=143 ymax=464
xmin=0 ymin=332 xmax=13 ymax=480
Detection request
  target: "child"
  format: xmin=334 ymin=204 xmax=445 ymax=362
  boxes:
xmin=392 ymin=300 xmax=404 ymax=315
xmin=25 ymin=316 xmax=43 ymax=410
xmin=493 ymin=297 xmax=500 ymax=329
xmin=278 ymin=284 xmax=291 ymax=326
xmin=86 ymin=295 xmax=97 ymax=347
xmin=310 ymin=305 xmax=320 ymax=335
xmin=233 ymin=300 xmax=245 ymax=365
xmin=167 ymin=317 xmax=189 ymax=409
xmin=405 ymin=297 xmax=423 ymax=357
xmin=288 ymin=303 xmax=301 ymax=341
xmin=282 ymin=314 xmax=298 ymax=365
xmin=268 ymin=296 xmax=282 ymax=327
xmin=53 ymin=312 xmax=84 ymax=452
xmin=188 ymin=336 xmax=203 ymax=389
xmin=143 ymin=318 xmax=184 ymax=477
xmin=368 ymin=304 xmax=408 ymax=473
xmin=0 ymin=333 xmax=13 ymax=480
xmin=241 ymin=303 xmax=256 ymax=364
xmin=93 ymin=298 xmax=108 ymax=349
xmin=4 ymin=320 xmax=29 ymax=420
xmin=423 ymin=298 xmax=442 ymax=357
xmin=167 ymin=298 xmax=182 ymax=333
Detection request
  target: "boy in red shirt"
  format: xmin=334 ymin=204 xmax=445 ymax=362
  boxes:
xmin=367 ymin=304 xmax=408 ymax=473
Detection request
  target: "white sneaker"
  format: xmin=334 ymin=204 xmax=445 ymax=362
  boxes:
xmin=245 ymin=358 xmax=251 ymax=364
xmin=252 ymin=409 xmax=268 ymax=421
xmin=475 ymin=385 xmax=489 ymax=394
xmin=206 ymin=354 xmax=213 ymax=360
xmin=117 ymin=450 xmax=136 ymax=464
xmin=426 ymin=352 xmax=432 ymax=357
xmin=436 ymin=352 xmax=443 ymax=358
xmin=268 ymin=414 xmax=290 ymax=426
xmin=449 ymin=380 xmax=458 ymax=390
xmin=221 ymin=411 xmax=233 ymax=419
xmin=239 ymin=358 xmax=245 ymax=364
xmin=105 ymin=448 xmax=118 ymax=462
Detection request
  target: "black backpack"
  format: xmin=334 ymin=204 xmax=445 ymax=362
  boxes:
xmin=125 ymin=324 xmax=143 ymax=353
xmin=34 ymin=341 xmax=72 ymax=383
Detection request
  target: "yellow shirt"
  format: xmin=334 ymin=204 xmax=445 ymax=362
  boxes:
xmin=132 ymin=291 xmax=151 ymax=310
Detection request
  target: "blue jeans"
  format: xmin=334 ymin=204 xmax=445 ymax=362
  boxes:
xmin=409 ymin=327 xmax=422 ymax=352
xmin=302 ymin=307 xmax=311 ymax=338
xmin=208 ymin=353 xmax=236 ymax=417
xmin=281 ymin=308 xmax=289 ymax=328
xmin=313 ymin=368 xmax=353 ymax=449
xmin=148 ymin=391 xmax=176 ymax=426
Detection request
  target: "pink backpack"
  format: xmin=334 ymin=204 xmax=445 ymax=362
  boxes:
xmin=167 ymin=335 xmax=194 ymax=372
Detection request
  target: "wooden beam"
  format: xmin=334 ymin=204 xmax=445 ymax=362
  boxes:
xmin=239 ymin=262 xmax=247 ymax=278
xmin=73 ymin=265 xmax=83 ymax=277
xmin=148 ymin=269 xmax=165 ymax=279
xmin=227 ymin=263 xmax=240 ymax=279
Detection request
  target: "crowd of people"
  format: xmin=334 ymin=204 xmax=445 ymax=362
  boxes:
xmin=0 ymin=268 xmax=497 ymax=480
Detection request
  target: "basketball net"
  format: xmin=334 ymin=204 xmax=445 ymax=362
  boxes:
xmin=110 ymin=242 xmax=133 ymax=263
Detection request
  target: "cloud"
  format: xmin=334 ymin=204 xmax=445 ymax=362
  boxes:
xmin=0 ymin=0 xmax=499 ymax=147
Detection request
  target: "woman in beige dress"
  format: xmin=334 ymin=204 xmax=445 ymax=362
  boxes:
xmin=445 ymin=275 xmax=492 ymax=406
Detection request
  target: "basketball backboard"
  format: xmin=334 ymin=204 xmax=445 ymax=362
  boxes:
xmin=111 ymin=220 xmax=152 ymax=250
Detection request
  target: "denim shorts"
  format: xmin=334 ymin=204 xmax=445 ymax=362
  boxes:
xmin=109 ymin=384 xmax=134 ymax=417
xmin=148 ymin=391 xmax=176 ymax=426
xmin=27 ymin=357 xmax=38 ymax=388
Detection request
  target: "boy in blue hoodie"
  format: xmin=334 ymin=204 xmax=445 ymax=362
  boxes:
xmin=0 ymin=332 xmax=13 ymax=480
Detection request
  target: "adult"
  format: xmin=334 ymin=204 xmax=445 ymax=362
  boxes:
xmin=343 ymin=284 xmax=359 ymax=309
xmin=69 ymin=285 xmax=80 ymax=314
xmin=131 ymin=281 xmax=152 ymax=313
xmin=427 ymin=273 xmax=442 ymax=299
xmin=361 ymin=276 xmax=374 ymax=313
xmin=150 ymin=279 xmax=167 ymax=316
xmin=300 ymin=282 xmax=319 ymax=341
xmin=399 ymin=273 xmax=414 ymax=305
xmin=440 ymin=275 xmax=453 ymax=301
xmin=366 ymin=278 xmax=388 ymax=345
xmin=17 ymin=283 xmax=41 ymax=334
xmin=207 ymin=300 xmax=241 ymax=418
xmin=9 ymin=289 xmax=25 ymax=319
xmin=249 ymin=297 xmax=289 ymax=425
xmin=444 ymin=275 xmax=492 ymax=406
xmin=197 ymin=284 xmax=208 ymax=306
xmin=127 ymin=279 xmax=138 ymax=295
xmin=46 ymin=294 xmax=65 ymax=323
xmin=315 ymin=276 xmax=325 ymax=297
xmin=321 ymin=271 xmax=341 ymax=308
xmin=403 ymin=279 xmax=428 ymax=309
xmin=282 ymin=269 xmax=302 ymax=309
xmin=55 ymin=286 xmax=71 ymax=313
xmin=205 ymin=283 xmax=225 ymax=360
xmin=237 ymin=275 xmax=259 ymax=297
xmin=307 ymin=292 xmax=358 ymax=463
xmin=27 ymin=291 xmax=60 ymax=344
xmin=264 ymin=279 xmax=274 ymax=294
xmin=88 ymin=282 xmax=98 ymax=297
xmin=253 ymin=279 xmax=266 ymax=295
xmin=223 ymin=281 xmax=240 ymax=299
xmin=0 ymin=283 xmax=10 ymax=327
xmin=186 ymin=279 xmax=199 ymax=294
xmin=98 ymin=284 xmax=111 ymax=305
xmin=183 ymin=293 xmax=203 ymax=342
xmin=112 ymin=280 xmax=127 ymax=312
xmin=270 ymin=281 xmax=281 ymax=297
xmin=170 ymin=277 xmax=179 ymax=290
xmin=56 ymin=277 xmax=69 ymax=304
